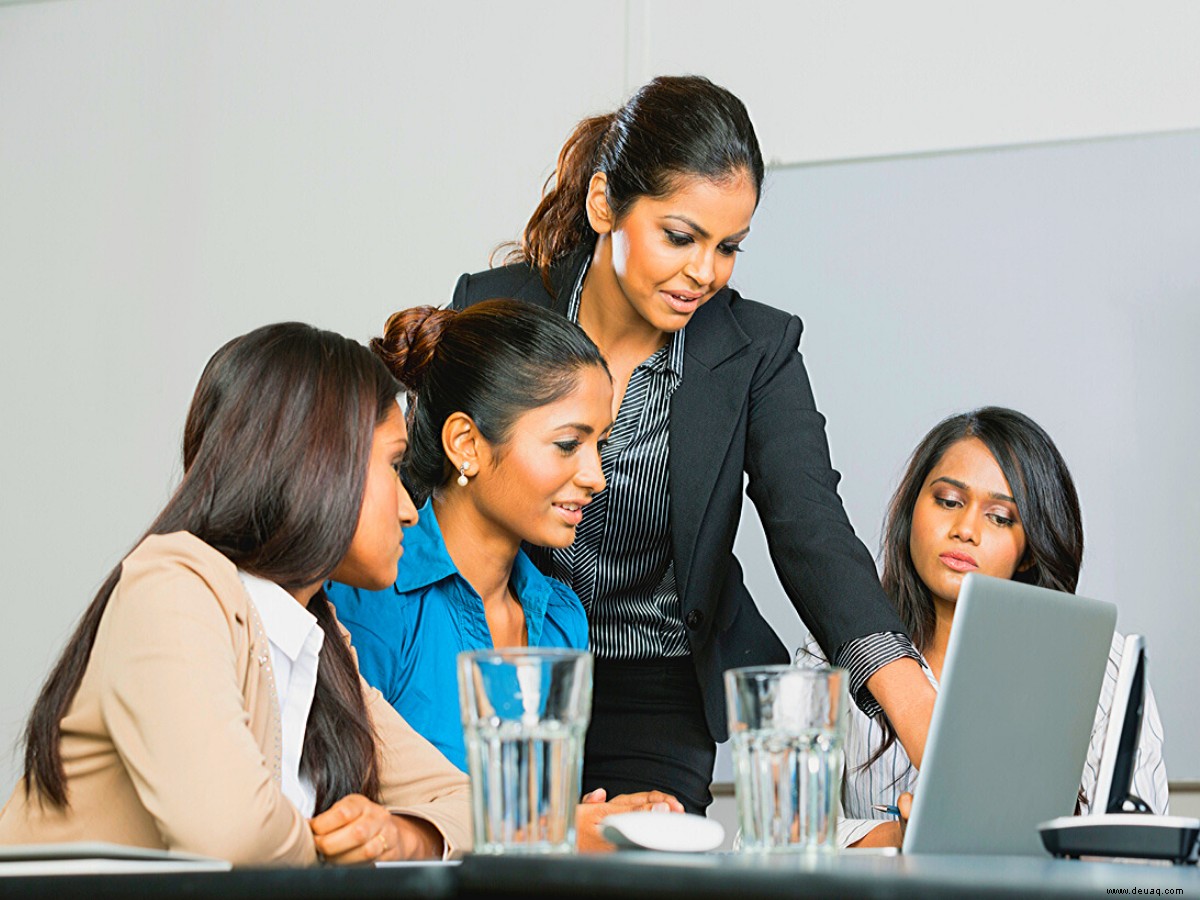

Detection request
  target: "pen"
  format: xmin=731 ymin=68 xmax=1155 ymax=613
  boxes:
xmin=872 ymin=804 xmax=901 ymax=818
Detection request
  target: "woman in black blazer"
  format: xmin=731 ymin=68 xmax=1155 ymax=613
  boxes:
xmin=451 ymin=75 xmax=935 ymax=814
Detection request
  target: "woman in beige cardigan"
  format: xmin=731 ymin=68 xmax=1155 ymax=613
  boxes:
xmin=0 ymin=322 xmax=470 ymax=865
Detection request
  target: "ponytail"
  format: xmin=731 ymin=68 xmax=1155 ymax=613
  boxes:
xmin=504 ymin=114 xmax=614 ymax=289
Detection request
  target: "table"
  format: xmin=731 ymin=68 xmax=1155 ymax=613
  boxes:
xmin=1 ymin=850 xmax=1196 ymax=899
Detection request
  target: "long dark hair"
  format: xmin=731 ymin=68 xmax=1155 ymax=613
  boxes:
xmin=508 ymin=75 xmax=765 ymax=288
xmin=23 ymin=322 xmax=398 ymax=812
xmin=371 ymin=299 xmax=608 ymax=503
xmin=867 ymin=406 xmax=1084 ymax=770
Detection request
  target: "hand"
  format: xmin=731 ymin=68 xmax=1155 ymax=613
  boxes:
xmin=575 ymin=788 xmax=686 ymax=853
xmin=848 ymin=792 xmax=913 ymax=849
xmin=310 ymin=794 xmax=443 ymax=864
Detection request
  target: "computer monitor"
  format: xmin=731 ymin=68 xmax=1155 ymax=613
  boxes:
xmin=1091 ymin=634 xmax=1151 ymax=816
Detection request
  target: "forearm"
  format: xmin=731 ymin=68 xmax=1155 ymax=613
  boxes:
xmin=865 ymin=657 xmax=935 ymax=769
xmin=849 ymin=820 xmax=902 ymax=848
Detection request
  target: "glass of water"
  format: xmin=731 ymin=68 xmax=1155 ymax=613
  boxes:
xmin=458 ymin=647 xmax=593 ymax=854
xmin=725 ymin=665 xmax=848 ymax=852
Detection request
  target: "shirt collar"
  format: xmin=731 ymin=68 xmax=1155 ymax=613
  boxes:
xmin=392 ymin=499 xmax=556 ymax=644
xmin=508 ymin=546 xmax=552 ymax=646
xmin=238 ymin=570 xmax=320 ymax=663
xmin=391 ymin=499 xmax=459 ymax=593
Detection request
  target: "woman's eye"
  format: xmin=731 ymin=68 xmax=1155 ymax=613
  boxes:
xmin=988 ymin=512 xmax=1016 ymax=528
xmin=391 ymin=461 xmax=403 ymax=477
xmin=554 ymin=440 xmax=580 ymax=455
xmin=933 ymin=496 xmax=962 ymax=510
xmin=664 ymin=230 xmax=692 ymax=247
xmin=718 ymin=242 xmax=744 ymax=256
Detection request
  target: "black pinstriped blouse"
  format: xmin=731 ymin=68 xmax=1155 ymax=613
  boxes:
xmin=527 ymin=264 xmax=690 ymax=659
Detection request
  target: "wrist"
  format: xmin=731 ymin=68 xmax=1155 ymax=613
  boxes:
xmin=391 ymin=813 xmax=444 ymax=859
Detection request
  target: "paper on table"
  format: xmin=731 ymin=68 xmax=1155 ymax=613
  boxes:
xmin=0 ymin=842 xmax=231 ymax=876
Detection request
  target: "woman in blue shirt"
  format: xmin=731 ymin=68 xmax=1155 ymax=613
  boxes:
xmin=329 ymin=299 xmax=682 ymax=845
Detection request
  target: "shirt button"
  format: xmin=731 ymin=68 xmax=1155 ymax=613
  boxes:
xmin=685 ymin=609 xmax=704 ymax=629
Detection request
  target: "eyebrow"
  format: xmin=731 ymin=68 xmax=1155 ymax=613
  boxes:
xmin=931 ymin=476 xmax=1015 ymax=504
xmin=663 ymin=215 xmax=750 ymax=242
xmin=556 ymin=423 xmax=596 ymax=435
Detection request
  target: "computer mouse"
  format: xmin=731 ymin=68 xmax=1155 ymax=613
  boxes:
xmin=600 ymin=810 xmax=725 ymax=852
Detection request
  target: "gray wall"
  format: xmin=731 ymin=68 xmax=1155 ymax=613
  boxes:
xmin=718 ymin=129 xmax=1200 ymax=781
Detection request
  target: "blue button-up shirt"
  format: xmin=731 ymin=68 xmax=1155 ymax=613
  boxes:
xmin=328 ymin=499 xmax=588 ymax=772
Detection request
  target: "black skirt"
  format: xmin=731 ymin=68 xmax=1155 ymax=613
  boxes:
xmin=581 ymin=657 xmax=716 ymax=815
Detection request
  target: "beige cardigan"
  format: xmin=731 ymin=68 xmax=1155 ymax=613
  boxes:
xmin=0 ymin=532 xmax=471 ymax=865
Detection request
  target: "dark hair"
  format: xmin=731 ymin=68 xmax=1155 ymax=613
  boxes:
xmin=509 ymin=75 xmax=765 ymax=287
xmin=866 ymin=406 xmax=1084 ymax=772
xmin=371 ymin=299 xmax=608 ymax=501
xmin=24 ymin=322 xmax=399 ymax=812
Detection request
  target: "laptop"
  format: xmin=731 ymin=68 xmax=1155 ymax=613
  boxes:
xmin=902 ymin=572 xmax=1116 ymax=856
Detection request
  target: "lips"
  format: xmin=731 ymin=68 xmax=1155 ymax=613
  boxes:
xmin=552 ymin=499 xmax=590 ymax=527
xmin=939 ymin=551 xmax=978 ymax=573
xmin=660 ymin=290 xmax=704 ymax=314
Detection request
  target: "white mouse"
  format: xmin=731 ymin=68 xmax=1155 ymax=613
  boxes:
xmin=600 ymin=810 xmax=725 ymax=852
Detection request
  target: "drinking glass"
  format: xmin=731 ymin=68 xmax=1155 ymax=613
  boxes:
xmin=725 ymin=665 xmax=848 ymax=852
xmin=458 ymin=648 xmax=593 ymax=854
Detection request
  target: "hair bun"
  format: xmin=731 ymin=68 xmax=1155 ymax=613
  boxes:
xmin=370 ymin=306 xmax=457 ymax=392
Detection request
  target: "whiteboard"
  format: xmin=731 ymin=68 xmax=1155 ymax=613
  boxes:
xmin=715 ymin=128 xmax=1200 ymax=782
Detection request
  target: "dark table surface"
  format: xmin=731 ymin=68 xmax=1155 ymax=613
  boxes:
xmin=1 ymin=850 xmax=1197 ymax=899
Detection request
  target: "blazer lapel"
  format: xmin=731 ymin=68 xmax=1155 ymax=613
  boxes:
xmin=669 ymin=293 xmax=753 ymax=603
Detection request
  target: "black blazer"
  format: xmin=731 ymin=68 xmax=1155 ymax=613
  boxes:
xmin=452 ymin=249 xmax=907 ymax=741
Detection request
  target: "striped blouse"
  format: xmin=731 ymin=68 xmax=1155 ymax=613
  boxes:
xmin=527 ymin=263 xmax=689 ymax=659
xmin=799 ymin=630 xmax=1170 ymax=847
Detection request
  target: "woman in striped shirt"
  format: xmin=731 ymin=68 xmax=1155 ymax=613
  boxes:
xmin=805 ymin=406 xmax=1168 ymax=847
xmin=452 ymin=75 xmax=937 ymax=814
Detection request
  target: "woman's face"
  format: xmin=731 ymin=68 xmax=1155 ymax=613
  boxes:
xmin=330 ymin=403 xmax=419 ymax=590
xmin=471 ymin=365 xmax=613 ymax=549
xmin=909 ymin=437 xmax=1028 ymax=606
xmin=599 ymin=172 xmax=757 ymax=334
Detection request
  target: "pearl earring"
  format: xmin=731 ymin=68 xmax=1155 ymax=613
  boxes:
xmin=457 ymin=462 xmax=470 ymax=487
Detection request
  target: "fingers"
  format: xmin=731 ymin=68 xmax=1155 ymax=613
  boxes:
xmin=606 ymin=791 xmax=684 ymax=813
xmin=897 ymin=792 xmax=913 ymax=822
xmin=310 ymin=795 xmax=397 ymax=865
xmin=897 ymin=792 xmax=914 ymax=841
xmin=309 ymin=793 xmax=366 ymax=836
xmin=580 ymin=788 xmax=608 ymax=804
xmin=574 ymin=803 xmax=616 ymax=854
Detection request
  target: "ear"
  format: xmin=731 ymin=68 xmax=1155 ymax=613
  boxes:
xmin=441 ymin=412 xmax=482 ymax=478
xmin=1016 ymin=552 xmax=1036 ymax=574
xmin=584 ymin=171 xmax=614 ymax=235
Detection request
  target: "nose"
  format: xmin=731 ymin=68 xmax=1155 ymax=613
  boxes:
xmin=683 ymin=245 xmax=715 ymax=289
xmin=949 ymin=505 xmax=981 ymax=545
xmin=576 ymin=445 xmax=606 ymax=496
xmin=397 ymin=479 xmax=419 ymax=528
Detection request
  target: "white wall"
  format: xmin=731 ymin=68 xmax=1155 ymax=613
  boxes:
xmin=2 ymin=0 xmax=1197 ymax=793
xmin=631 ymin=0 xmax=1200 ymax=164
